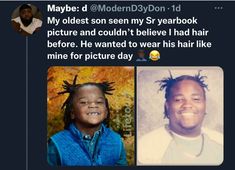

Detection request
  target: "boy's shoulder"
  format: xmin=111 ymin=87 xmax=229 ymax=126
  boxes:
xmin=102 ymin=125 xmax=122 ymax=139
xmin=50 ymin=129 xmax=72 ymax=140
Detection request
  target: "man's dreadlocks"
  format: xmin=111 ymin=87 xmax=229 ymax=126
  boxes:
xmin=155 ymin=70 xmax=208 ymax=118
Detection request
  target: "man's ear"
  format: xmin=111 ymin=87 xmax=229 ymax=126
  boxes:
xmin=165 ymin=102 xmax=169 ymax=110
xmin=164 ymin=102 xmax=170 ymax=118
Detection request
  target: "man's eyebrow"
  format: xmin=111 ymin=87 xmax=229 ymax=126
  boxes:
xmin=171 ymin=93 xmax=202 ymax=97
xmin=171 ymin=94 xmax=184 ymax=97
xmin=191 ymin=93 xmax=202 ymax=96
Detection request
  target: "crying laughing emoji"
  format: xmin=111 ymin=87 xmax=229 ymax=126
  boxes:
xmin=149 ymin=50 xmax=160 ymax=61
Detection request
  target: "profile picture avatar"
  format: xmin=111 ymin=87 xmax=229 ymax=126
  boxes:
xmin=11 ymin=4 xmax=43 ymax=36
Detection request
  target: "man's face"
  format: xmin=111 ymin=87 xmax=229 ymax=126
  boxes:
xmin=166 ymin=80 xmax=206 ymax=136
xmin=72 ymin=85 xmax=107 ymax=128
xmin=138 ymin=51 xmax=145 ymax=58
xmin=20 ymin=8 xmax=33 ymax=26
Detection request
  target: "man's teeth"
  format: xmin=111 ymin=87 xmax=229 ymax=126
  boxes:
xmin=181 ymin=112 xmax=194 ymax=116
xmin=87 ymin=112 xmax=100 ymax=115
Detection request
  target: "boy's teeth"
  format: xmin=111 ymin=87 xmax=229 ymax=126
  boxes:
xmin=88 ymin=112 xmax=99 ymax=115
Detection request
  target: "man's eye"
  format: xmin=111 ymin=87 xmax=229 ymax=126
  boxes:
xmin=175 ymin=98 xmax=183 ymax=102
xmin=97 ymin=101 xmax=105 ymax=104
xmin=193 ymin=98 xmax=201 ymax=101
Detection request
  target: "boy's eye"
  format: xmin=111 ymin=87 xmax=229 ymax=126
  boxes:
xmin=78 ymin=100 xmax=105 ymax=105
xmin=80 ymin=101 xmax=88 ymax=105
xmin=96 ymin=101 xmax=105 ymax=104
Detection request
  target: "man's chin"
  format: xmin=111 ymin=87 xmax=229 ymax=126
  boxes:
xmin=20 ymin=17 xmax=33 ymax=27
xmin=180 ymin=123 xmax=199 ymax=131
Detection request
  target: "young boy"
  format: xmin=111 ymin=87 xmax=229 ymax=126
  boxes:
xmin=47 ymin=76 xmax=127 ymax=166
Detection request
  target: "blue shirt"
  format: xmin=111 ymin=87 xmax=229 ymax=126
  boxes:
xmin=47 ymin=124 xmax=127 ymax=166
xmin=82 ymin=129 xmax=102 ymax=158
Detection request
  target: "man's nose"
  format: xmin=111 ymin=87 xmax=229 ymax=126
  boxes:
xmin=25 ymin=13 xmax=31 ymax=17
xmin=182 ymin=100 xmax=193 ymax=108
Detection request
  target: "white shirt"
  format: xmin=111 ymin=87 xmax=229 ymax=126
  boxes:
xmin=137 ymin=125 xmax=223 ymax=165
xmin=12 ymin=16 xmax=42 ymax=35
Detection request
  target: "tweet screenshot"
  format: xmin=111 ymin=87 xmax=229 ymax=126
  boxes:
xmin=1 ymin=1 xmax=234 ymax=169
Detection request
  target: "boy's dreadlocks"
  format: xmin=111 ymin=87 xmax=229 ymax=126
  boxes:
xmin=58 ymin=75 xmax=115 ymax=129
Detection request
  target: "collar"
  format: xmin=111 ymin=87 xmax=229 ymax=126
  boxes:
xmin=82 ymin=127 xmax=103 ymax=140
xmin=68 ymin=123 xmax=106 ymax=140
xmin=165 ymin=124 xmax=202 ymax=140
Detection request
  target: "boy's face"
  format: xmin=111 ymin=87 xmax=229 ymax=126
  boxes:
xmin=72 ymin=85 xmax=107 ymax=128
xmin=165 ymin=80 xmax=206 ymax=136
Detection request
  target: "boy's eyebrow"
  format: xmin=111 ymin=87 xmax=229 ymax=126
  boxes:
xmin=78 ymin=96 xmax=105 ymax=100
xmin=78 ymin=97 xmax=87 ymax=100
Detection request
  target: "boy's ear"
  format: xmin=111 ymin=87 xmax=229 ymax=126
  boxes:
xmin=104 ymin=98 xmax=109 ymax=118
xmin=71 ymin=109 xmax=75 ymax=119
xmin=105 ymin=109 xmax=108 ymax=118
xmin=71 ymin=113 xmax=75 ymax=119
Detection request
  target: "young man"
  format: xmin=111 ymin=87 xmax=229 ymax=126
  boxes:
xmin=12 ymin=4 xmax=42 ymax=36
xmin=136 ymin=50 xmax=147 ymax=62
xmin=138 ymin=71 xmax=223 ymax=165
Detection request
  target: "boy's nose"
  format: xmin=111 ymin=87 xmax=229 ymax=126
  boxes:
xmin=88 ymin=102 xmax=98 ymax=108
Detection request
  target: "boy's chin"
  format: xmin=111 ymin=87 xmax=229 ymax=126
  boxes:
xmin=86 ymin=121 xmax=104 ymax=128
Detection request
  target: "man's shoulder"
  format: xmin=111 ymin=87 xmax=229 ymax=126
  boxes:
xmin=12 ymin=16 xmax=21 ymax=22
xmin=202 ymin=127 xmax=223 ymax=145
xmin=32 ymin=18 xmax=42 ymax=26
xmin=137 ymin=126 xmax=172 ymax=165
xmin=139 ymin=126 xmax=171 ymax=143
xmin=32 ymin=18 xmax=42 ymax=23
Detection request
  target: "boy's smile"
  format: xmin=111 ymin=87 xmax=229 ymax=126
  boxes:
xmin=72 ymin=85 xmax=107 ymax=129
